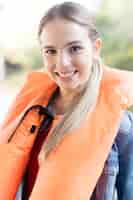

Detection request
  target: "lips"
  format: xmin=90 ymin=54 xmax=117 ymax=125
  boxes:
xmin=55 ymin=70 xmax=78 ymax=78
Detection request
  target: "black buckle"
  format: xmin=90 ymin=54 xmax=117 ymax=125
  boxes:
xmin=38 ymin=106 xmax=54 ymax=119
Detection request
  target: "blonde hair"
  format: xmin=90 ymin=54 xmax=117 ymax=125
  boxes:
xmin=38 ymin=2 xmax=103 ymax=159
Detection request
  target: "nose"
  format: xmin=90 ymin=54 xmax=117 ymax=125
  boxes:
xmin=56 ymin=51 xmax=71 ymax=73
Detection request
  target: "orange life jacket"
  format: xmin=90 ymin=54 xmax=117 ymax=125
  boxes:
xmin=0 ymin=66 xmax=133 ymax=200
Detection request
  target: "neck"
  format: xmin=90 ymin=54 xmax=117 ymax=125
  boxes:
xmin=59 ymin=85 xmax=87 ymax=102
xmin=52 ymin=86 xmax=85 ymax=115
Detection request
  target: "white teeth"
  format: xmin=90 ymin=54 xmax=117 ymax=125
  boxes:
xmin=58 ymin=71 xmax=75 ymax=77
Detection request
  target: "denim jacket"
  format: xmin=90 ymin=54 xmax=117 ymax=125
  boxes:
xmin=91 ymin=110 xmax=133 ymax=200
xmin=16 ymin=110 xmax=133 ymax=200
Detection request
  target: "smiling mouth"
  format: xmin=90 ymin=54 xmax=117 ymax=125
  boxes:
xmin=55 ymin=70 xmax=78 ymax=78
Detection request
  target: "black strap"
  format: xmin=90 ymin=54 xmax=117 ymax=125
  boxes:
xmin=22 ymin=87 xmax=60 ymax=200
xmin=37 ymin=86 xmax=59 ymax=135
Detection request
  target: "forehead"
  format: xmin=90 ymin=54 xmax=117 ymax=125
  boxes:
xmin=39 ymin=19 xmax=89 ymax=47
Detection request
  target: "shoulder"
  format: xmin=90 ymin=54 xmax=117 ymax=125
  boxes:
xmin=0 ymin=71 xmax=56 ymax=129
xmin=119 ymin=110 xmax=133 ymax=134
xmin=27 ymin=70 xmax=52 ymax=85
xmin=101 ymin=66 xmax=129 ymax=90
xmin=23 ymin=70 xmax=57 ymax=94
xmin=100 ymin=66 xmax=133 ymax=108
xmin=115 ymin=110 xmax=133 ymax=155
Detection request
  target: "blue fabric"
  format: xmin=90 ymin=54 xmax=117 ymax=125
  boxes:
xmin=15 ymin=181 xmax=24 ymax=200
xmin=91 ymin=110 xmax=133 ymax=200
xmin=16 ymin=110 xmax=133 ymax=200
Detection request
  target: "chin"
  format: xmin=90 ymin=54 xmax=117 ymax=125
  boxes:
xmin=62 ymin=83 xmax=81 ymax=91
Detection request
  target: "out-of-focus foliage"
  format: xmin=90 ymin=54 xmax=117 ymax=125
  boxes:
xmin=98 ymin=0 xmax=133 ymax=111
xmin=96 ymin=0 xmax=133 ymax=70
xmin=24 ymin=47 xmax=43 ymax=70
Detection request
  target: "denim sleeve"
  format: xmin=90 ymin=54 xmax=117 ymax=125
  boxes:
xmin=116 ymin=110 xmax=133 ymax=200
xmin=90 ymin=110 xmax=133 ymax=200
xmin=90 ymin=142 xmax=119 ymax=200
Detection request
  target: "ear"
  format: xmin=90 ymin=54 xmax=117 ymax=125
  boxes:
xmin=93 ymin=38 xmax=102 ymax=59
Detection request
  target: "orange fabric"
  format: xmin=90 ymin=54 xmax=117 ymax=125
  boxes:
xmin=0 ymin=107 xmax=44 ymax=200
xmin=0 ymin=72 xmax=57 ymax=200
xmin=0 ymin=67 xmax=133 ymax=200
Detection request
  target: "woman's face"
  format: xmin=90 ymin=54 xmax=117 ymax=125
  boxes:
xmin=39 ymin=18 xmax=101 ymax=95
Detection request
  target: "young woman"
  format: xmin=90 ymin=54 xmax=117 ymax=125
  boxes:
xmin=0 ymin=2 xmax=133 ymax=200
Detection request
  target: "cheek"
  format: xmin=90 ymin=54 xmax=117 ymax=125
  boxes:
xmin=42 ymin=56 xmax=55 ymax=72
xmin=73 ymin=54 xmax=93 ymax=76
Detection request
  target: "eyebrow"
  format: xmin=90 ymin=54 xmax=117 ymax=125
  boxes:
xmin=42 ymin=40 xmax=82 ymax=49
